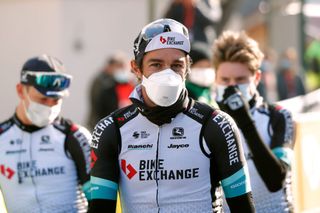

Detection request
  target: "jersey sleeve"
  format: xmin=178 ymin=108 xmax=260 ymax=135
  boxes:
xmin=270 ymin=106 xmax=295 ymax=167
xmin=89 ymin=115 xmax=120 ymax=212
xmin=65 ymin=124 xmax=92 ymax=200
xmin=203 ymin=110 xmax=255 ymax=212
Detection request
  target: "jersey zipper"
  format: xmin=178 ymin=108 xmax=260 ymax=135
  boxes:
xmin=29 ymin=133 xmax=42 ymax=213
xmin=155 ymin=127 xmax=160 ymax=213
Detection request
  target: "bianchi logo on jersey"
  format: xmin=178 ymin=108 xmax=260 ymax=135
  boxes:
xmin=170 ymin=127 xmax=186 ymax=139
xmin=121 ymin=159 xmax=199 ymax=181
xmin=6 ymin=149 xmax=27 ymax=155
xmin=128 ymin=144 xmax=153 ymax=150
xmin=132 ymin=131 xmax=150 ymax=139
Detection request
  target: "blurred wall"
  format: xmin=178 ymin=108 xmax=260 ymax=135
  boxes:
xmin=0 ymin=0 xmax=170 ymax=126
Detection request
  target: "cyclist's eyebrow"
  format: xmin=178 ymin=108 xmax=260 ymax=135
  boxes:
xmin=145 ymin=58 xmax=164 ymax=63
xmin=172 ymin=58 xmax=185 ymax=63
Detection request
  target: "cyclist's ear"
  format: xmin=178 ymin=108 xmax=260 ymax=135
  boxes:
xmin=16 ymin=83 xmax=28 ymax=99
xmin=131 ymin=59 xmax=143 ymax=82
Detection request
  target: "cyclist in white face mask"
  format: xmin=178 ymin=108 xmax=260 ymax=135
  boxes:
xmin=0 ymin=55 xmax=91 ymax=213
xmin=213 ymin=31 xmax=295 ymax=213
xmin=90 ymin=19 xmax=255 ymax=213
xmin=186 ymin=41 xmax=218 ymax=108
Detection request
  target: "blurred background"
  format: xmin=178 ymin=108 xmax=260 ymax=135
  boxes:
xmin=0 ymin=0 xmax=320 ymax=212
xmin=1 ymin=0 xmax=320 ymax=123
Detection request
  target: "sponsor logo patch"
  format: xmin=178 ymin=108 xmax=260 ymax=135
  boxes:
xmin=0 ymin=165 xmax=15 ymax=180
xmin=121 ymin=159 xmax=199 ymax=181
xmin=132 ymin=131 xmax=150 ymax=139
xmin=170 ymin=127 xmax=186 ymax=139
xmin=121 ymin=159 xmax=137 ymax=179
xmin=40 ymin=135 xmax=51 ymax=145
xmin=128 ymin=144 xmax=153 ymax=150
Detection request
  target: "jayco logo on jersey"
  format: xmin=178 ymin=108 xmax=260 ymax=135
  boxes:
xmin=121 ymin=159 xmax=199 ymax=181
xmin=167 ymin=143 xmax=189 ymax=149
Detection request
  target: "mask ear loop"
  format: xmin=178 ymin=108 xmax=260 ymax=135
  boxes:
xmin=185 ymin=55 xmax=192 ymax=78
xmin=22 ymin=87 xmax=31 ymax=116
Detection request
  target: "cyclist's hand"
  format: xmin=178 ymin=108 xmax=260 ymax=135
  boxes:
xmin=220 ymin=86 xmax=253 ymax=129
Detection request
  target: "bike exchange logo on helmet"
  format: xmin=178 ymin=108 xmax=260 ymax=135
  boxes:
xmin=145 ymin=32 xmax=189 ymax=52
xmin=133 ymin=18 xmax=190 ymax=65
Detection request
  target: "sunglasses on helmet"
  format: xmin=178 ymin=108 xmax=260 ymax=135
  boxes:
xmin=21 ymin=71 xmax=72 ymax=91
xmin=134 ymin=19 xmax=189 ymax=57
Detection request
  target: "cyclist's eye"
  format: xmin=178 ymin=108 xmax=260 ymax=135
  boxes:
xmin=221 ymin=78 xmax=229 ymax=84
xmin=171 ymin=63 xmax=185 ymax=72
xmin=150 ymin=63 xmax=161 ymax=68
xmin=172 ymin=64 xmax=183 ymax=69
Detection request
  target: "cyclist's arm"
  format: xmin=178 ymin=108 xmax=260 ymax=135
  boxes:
xmin=66 ymin=124 xmax=91 ymax=200
xmin=204 ymin=110 xmax=255 ymax=213
xmin=241 ymin=107 xmax=294 ymax=192
xmin=89 ymin=116 xmax=119 ymax=213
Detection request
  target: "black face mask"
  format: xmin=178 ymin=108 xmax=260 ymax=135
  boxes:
xmin=216 ymin=85 xmax=258 ymax=110
xmin=130 ymin=89 xmax=190 ymax=126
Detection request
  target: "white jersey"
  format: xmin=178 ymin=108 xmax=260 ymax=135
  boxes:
xmin=0 ymin=115 xmax=91 ymax=213
xmin=90 ymin=87 xmax=254 ymax=213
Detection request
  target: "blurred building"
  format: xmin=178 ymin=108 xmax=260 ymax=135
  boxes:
xmin=0 ymin=0 xmax=171 ymax=125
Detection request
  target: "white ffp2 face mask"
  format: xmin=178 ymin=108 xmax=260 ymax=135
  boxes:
xmin=188 ymin=68 xmax=215 ymax=87
xmin=215 ymin=83 xmax=255 ymax=102
xmin=23 ymin=94 xmax=62 ymax=127
xmin=142 ymin=68 xmax=184 ymax=107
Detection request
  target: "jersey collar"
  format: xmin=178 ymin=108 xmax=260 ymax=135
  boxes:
xmin=13 ymin=113 xmax=43 ymax=132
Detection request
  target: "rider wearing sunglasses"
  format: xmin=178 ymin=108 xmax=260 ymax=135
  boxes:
xmin=90 ymin=19 xmax=255 ymax=213
xmin=0 ymin=55 xmax=91 ymax=212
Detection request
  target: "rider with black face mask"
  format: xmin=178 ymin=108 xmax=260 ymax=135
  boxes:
xmin=89 ymin=19 xmax=255 ymax=213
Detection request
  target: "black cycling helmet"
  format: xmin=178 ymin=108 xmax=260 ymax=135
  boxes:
xmin=20 ymin=54 xmax=72 ymax=98
xmin=133 ymin=18 xmax=191 ymax=67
